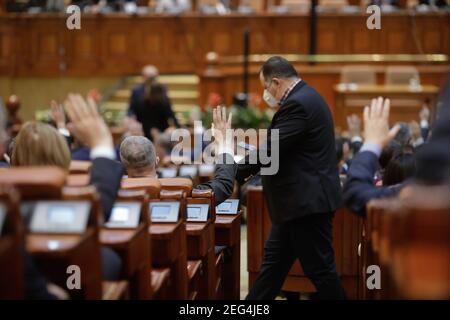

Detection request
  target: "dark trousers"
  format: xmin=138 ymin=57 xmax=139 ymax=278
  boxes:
xmin=101 ymin=247 xmax=122 ymax=281
xmin=246 ymin=212 xmax=345 ymax=300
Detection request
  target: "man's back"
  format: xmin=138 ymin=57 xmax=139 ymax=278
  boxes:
xmin=262 ymin=81 xmax=342 ymax=224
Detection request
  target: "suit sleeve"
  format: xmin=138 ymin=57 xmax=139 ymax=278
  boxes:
xmin=236 ymin=103 xmax=308 ymax=184
xmin=127 ymin=89 xmax=138 ymax=117
xmin=89 ymin=157 xmax=124 ymax=221
xmin=163 ymin=94 xmax=180 ymax=128
xmin=194 ymin=153 xmax=236 ymax=205
xmin=343 ymin=151 xmax=402 ymax=217
xmin=270 ymin=103 xmax=309 ymax=153
xmin=24 ymin=249 xmax=57 ymax=300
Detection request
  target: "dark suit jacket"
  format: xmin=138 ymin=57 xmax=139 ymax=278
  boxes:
xmin=237 ymin=81 xmax=342 ymax=224
xmin=127 ymin=84 xmax=179 ymax=139
xmin=89 ymin=157 xmax=124 ymax=221
xmin=343 ymin=150 xmax=403 ymax=217
xmin=194 ymin=153 xmax=237 ymax=205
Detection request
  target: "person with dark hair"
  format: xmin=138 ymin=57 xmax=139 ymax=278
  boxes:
xmin=237 ymin=56 xmax=345 ymax=300
xmin=127 ymin=65 xmax=179 ymax=139
xmin=335 ymin=137 xmax=351 ymax=174
xmin=134 ymin=82 xmax=179 ymax=140
xmin=379 ymin=140 xmax=402 ymax=170
xmin=382 ymin=152 xmax=416 ymax=186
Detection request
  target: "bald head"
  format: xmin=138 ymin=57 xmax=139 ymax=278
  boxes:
xmin=142 ymin=65 xmax=159 ymax=82
xmin=120 ymin=136 xmax=158 ymax=177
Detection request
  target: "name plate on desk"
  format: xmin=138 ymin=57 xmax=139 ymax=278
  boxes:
xmin=149 ymin=202 xmax=180 ymax=223
xmin=0 ymin=204 xmax=5 ymax=235
xmin=105 ymin=202 xmax=141 ymax=229
xmin=198 ymin=164 xmax=215 ymax=176
xmin=179 ymin=165 xmax=198 ymax=178
xmin=29 ymin=201 xmax=90 ymax=234
xmin=187 ymin=204 xmax=209 ymax=222
xmin=216 ymin=199 xmax=239 ymax=215
xmin=158 ymin=167 xmax=178 ymax=178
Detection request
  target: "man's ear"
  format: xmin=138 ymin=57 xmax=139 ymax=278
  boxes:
xmin=155 ymin=156 xmax=160 ymax=167
xmin=272 ymin=77 xmax=280 ymax=86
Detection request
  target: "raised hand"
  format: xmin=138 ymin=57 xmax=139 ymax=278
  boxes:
xmin=363 ymin=97 xmax=400 ymax=148
xmin=346 ymin=114 xmax=361 ymax=138
xmin=64 ymin=93 xmax=112 ymax=149
xmin=212 ymin=105 xmax=233 ymax=154
xmin=419 ymin=105 xmax=430 ymax=123
xmin=50 ymin=100 xmax=66 ymax=129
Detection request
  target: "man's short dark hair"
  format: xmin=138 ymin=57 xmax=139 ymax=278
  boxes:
xmin=261 ymin=56 xmax=298 ymax=81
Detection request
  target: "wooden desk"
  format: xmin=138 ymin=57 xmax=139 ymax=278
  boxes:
xmin=246 ymin=187 xmax=363 ymax=299
xmin=150 ymin=221 xmax=189 ymax=299
xmin=26 ymin=228 xmax=103 ymax=299
xmin=215 ymin=213 xmax=242 ymax=300
xmin=334 ymin=84 xmax=440 ymax=126
xmin=100 ymin=225 xmax=151 ymax=299
xmin=186 ymin=221 xmax=215 ymax=299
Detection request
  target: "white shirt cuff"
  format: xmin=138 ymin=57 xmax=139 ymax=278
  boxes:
xmin=58 ymin=128 xmax=70 ymax=137
xmin=360 ymin=143 xmax=382 ymax=158
xmin=90 ymin=144 xmax=116 ymax=160
xmin=420 ymin=120 xmax=429 ymax=129
xmin=351 ymin=136 xmax=363 ymax=143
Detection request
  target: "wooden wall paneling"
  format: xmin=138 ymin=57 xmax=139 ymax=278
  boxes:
xmin=316 ymin=16 xmax=342 ymax=54
xmin=164 ymin=16 xmax=199 ymax=73
xmin=32 ymin=18 xmax=66 ymax=75
xmin=100 ymin=18 xmax=137 ymax=75
xmin=416 ymin=14 xmax=449 ymax=55
xmin=379 ymin=14 xmax=415 ymax=54
xmin=0 ymin=16 xmax=14 ymax=76
xmin=274 ymin=16 xmax=309 ymax=54
xmin=345 ymin=15 xmax=381 ymax=54
xmin=1 ymin=13 xmax=449 ymax=76
xmin=246 ymin=15 xmax=277 ymax=55
xmin=134 ymin=17 xmax=171 ymax=72
xmin=201 ymin=16 xmax=245 ymax=57
xmin=65 ymin=17 xmax=101 ymax=76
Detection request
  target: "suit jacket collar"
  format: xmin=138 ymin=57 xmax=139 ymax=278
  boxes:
xmin=270 ymin=80 xmax=306 ymax=126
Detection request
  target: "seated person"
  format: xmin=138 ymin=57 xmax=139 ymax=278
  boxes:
xmin=344 ymin=92 xmax=450 ymax=216
xmin=120 ymin=106 xmax=235 ymax=205
xmin=382 ymin=149 xmax=416 ymax=187
xmin=335 ymin=137 xmax=351 ymax=175
xmin=10 ymin=94 xmax=125 ymax=289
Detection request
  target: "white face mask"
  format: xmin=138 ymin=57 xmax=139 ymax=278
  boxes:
xmin=263 ymin=89 xmax=279 ymax=108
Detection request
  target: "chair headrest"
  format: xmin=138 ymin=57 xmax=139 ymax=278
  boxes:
xmin=66 ymin=174 xmax=90 ymax=187
xmin=191 ymin=188 xmax=213 ymax=199
xmin=0 ymin=167 xmax=66 ymax=199
xmin=62 ymin=185 xmax=99 ymax=201
xmin=121 ymin=177 xmax=161 ymax=199
xmin=69 ymin=161 xmax=92 ymax=174
xmin=117 ymin=189 xmax=148 ymax=202
xmin=160 ymin=189 xmax=185 ymax=201
xmin=159 ymin=178 xmax=193 ymax=196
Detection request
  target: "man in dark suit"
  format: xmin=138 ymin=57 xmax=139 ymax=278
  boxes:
xmin=237 ymin=56 xmax=345 ymax=300
xmin=127 ymin=66 xmax=173 ymax=117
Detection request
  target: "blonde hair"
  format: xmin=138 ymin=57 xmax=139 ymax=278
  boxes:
xmin=12 ymin=121 xmax=71 ymax=170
